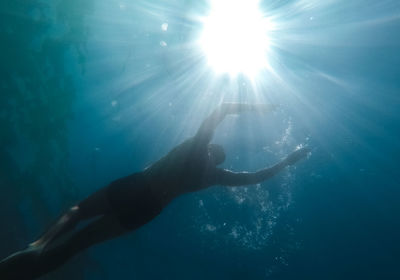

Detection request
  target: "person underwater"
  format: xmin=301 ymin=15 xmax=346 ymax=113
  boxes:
xmin=0 ymin=103 xmax=310 ymax=279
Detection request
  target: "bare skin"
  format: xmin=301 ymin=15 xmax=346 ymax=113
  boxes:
xmin=0 ymin=103 xmax=310 ymax=279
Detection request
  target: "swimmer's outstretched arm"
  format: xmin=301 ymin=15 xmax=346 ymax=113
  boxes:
xmin=212 ymin=147 xmax=310 ymax=186
xmin=195 ymin=103 xmax=277 ymax=144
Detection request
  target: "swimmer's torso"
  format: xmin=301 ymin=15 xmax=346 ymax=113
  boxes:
xmin=142 ymin=137 xmax=216 ymax=203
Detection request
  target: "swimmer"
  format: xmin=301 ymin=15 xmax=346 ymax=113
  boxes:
xmin=0 ymin=103 xmax=310 ymax=279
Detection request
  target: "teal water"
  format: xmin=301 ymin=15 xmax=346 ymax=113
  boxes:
xmin=1 ymin=0 xmax=399 ymax=279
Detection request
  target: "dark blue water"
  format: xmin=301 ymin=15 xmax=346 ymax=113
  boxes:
xmin=1 ymin=0 xmax=399 ymax=279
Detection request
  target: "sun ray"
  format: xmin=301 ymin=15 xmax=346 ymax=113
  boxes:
xmin=199 ymin=0 xmax=272 ymax=77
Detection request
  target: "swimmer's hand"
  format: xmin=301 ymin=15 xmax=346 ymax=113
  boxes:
xmin=196 ymin=103 xmax=278 ymax=144
xmin=284 ymin=146 xmax=311 ymax=166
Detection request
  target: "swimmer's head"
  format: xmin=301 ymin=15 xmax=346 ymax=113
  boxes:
xmin=208 ymin=144 xmax=226 ymax=165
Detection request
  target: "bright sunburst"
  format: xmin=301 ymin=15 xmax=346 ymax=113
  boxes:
xmin=200 ymin=0 xmax=271 ymax=77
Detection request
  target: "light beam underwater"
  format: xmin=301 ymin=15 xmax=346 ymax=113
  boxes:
xmin=199 ymin=0 xmax=272 ymax=77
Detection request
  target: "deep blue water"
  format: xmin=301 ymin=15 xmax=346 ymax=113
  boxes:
xmin=1 ymin=0 xmax=400 ymax=279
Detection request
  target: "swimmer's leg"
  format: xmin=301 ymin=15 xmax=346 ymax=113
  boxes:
xmin=28 ymin=206 xmax=81 ymax=251
xmin=0 ymin=215 xmax=127 ymax=280
xmin=30 ymin=187 xmax=112 ymax=251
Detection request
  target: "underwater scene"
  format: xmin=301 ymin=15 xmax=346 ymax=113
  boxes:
xmin=1 ymin=0 xmax=399 ymax=279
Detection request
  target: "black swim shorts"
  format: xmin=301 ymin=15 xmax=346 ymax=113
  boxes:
xmin=106 ymin=173 xmax=163 ymax=230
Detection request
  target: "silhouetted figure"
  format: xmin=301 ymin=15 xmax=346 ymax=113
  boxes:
xmin=0 ymin=103 xmax=310 ymax=279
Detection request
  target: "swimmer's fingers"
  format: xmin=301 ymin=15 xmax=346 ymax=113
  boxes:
xmin=285 ymin=146 xmax=311 ymax=165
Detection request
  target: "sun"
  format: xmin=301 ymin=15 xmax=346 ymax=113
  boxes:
xmin=200 ymin=0 xmax=271 ymax=77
